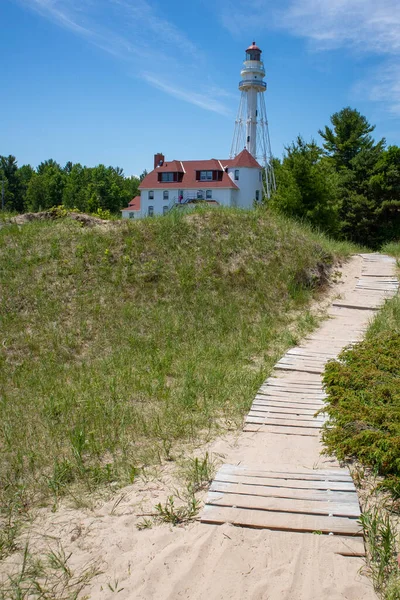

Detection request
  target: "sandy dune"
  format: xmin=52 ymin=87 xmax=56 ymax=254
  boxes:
xmin=4 ymin=255 xmax=388 ymax=599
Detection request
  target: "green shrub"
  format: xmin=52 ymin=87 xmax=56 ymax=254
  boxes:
xmin=322 ymin=332 xmax=400 ymax=496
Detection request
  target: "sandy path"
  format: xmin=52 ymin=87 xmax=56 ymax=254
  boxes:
xmin=7 ymin=255 xmax=396 ymax=600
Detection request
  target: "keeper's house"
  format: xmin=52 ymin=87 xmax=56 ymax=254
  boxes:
xmin=121 ymin=149 xmax=263 ymax=219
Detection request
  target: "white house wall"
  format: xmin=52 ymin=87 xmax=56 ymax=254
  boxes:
xmin=122 ymin=168 xmax=262 ymax=219
xmin=227 ymin=167 xmax=262 ymax=208
xmin=136 ymin=188 xmax=234 ymax=217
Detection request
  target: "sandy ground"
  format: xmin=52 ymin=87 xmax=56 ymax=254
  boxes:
xmin=2 ymin=255 xmax=381 ymax=599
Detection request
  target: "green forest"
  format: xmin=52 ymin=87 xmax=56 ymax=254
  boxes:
xmin=271 ymin=107 xmax=400 ymax=248
xmin=1 ymin=106 xmax=399 ymax=247
xmin=0 ymin=158 xmax=143 ymax=215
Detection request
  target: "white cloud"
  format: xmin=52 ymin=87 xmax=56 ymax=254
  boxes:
xmin=14 ymin=0 xmax=231 ymax=115
xmin=219 ymin=0 xmax=400 ymax=115
xmin=283 ymin=0 xmax=400 ymax=54
xmin=142 ymin=74 xmax=232 ymax=116
xmin=281 ymin=0 xmax=400 ymax=114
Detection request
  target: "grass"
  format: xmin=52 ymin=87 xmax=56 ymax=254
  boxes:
xmin=382 ymin=242 xmax=400 ymax=259
xmin=0 ymin=542 xmax=101 ymax=599
xmin=360 ymin=507 xmax=400 ymax=600
xmin=322 ymin=240 xmax=400 ymax=599
xmin=0 ymin=206 xmax=357 ymax=543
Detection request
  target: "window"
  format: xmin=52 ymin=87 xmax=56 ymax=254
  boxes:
xmin=148 ymin=190 xmax=154 ymax=200
xmin=197 ymin=190 xmax=204 ymax=199
xmin=200 ymin=170 xmax=213 ymax=181
xmin=234 ymin=169 xmax=239 ymax=181
xmin=163 ymin=205 xmax=168 ymax=215
xmin=255 ymin=190 xmax=260 ymax=202
xmin=259 ymin=171 xmax=262 ymax=181
xmin=163 ymin=190 xmax=169 ymax=201
xmin=206 ymin=190 xmax=212 ymax=199
xmin=161 ymin=172 xmax=174 ymax=182
xmin=148 ymin=206 xmax=154 ymax=217
xmin=129 ymin=212 xmax=135 ymax=219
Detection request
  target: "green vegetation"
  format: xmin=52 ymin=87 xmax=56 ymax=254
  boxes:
xmin=322 ymin=327 xmax=400 ymax=496
xmin=0 ymin=543 xmax=101 ymax=600
xmin=271 ymin=107 xmax=400 ymax=248
xmin=360 ymin=508 xmax=400 ymax=600
xmin=0 ymin=207 xmax=356 ymax=534
xmin=322 ymin=246 xmax=400 ymax=599
xmin=0 ymin=155 xmax=142 ymax=214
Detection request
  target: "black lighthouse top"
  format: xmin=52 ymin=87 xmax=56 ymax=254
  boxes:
xmin=245 ymin=42 xmax=262 ymax=61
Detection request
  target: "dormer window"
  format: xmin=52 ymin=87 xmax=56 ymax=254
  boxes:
xmin=200 ymin=170 xmax=213 ymax=181
xmin=161 ymin=172 xmax=174 ymax=182
xmin=234 ymin=170 xmax=239 ymax=181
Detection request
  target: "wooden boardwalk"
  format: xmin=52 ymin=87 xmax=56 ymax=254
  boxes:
xmin=200 ymin=254 xmax=398 ymax=538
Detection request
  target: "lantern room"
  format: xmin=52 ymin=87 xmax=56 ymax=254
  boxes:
xmin=245 ymin=42 xmax=262 ymax=62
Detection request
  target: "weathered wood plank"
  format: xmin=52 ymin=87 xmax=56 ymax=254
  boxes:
xmin=257 ymin=389 xmax=325 ymax=396
xmin=253 ymin=398 xmax=324 ymax=408
xmin=244 ymin=424 xmax=321 ymax=436
xmin=209 ymin=482 xmax=359 ymax=504
xmin=205 ymin=491 xmax=360 ymax=518
xmin=274 ymin=364 xmax=324 ymax=374
xmin=246 ymin=416 xmax=324 ymax=428
xmin=214 ymin=473 xmax=356 ymax=491
xmin=249 ymin=406 xmax=322 ymax=416
xmin=200 ymin=505 xmax=362 ymax=536
xmin=218 ymin=466 xmax=353 ymax=482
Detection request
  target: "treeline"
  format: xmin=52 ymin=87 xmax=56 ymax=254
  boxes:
xmin=271 ymin=107 xmax=400 ymax=248
xmin=0 ymin=157 xmax=144 ymax=214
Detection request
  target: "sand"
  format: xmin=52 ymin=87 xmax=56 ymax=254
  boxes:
xmin=3 ymin=255 xmax=384 ymax=599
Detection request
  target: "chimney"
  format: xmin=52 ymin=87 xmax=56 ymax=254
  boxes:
xmin=154 ymin=152 xmax=165 ymax=169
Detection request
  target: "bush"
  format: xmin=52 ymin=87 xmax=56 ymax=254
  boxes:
xmin=322 ymin=331 xmax=400 ymax=496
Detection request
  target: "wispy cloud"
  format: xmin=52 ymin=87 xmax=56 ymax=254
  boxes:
xmin=283 ymin=0 xmax=400 ymax=54
xmin=14 ymin=0 xmax=231 ymax=115
xmin=219 ymin=0 xmax=400 ymax=115
xmin=282 ymin=0 xmax=400 ymax=115
xmin=142 ymin=73 xmax=232 ymax=116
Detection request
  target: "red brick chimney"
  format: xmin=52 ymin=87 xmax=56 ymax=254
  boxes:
xmin=154 ymin=153 xmax=165 ymax=169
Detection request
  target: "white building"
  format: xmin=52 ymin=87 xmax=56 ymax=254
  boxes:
xmin=121 ymin=149 xmax=263 ymax=219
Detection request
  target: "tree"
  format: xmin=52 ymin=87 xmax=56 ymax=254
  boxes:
xmin=319 ymin=107 xmax=385 ymax=170
xmin=26 ymin=161 xmax=66 ymax=211
xmin=271 ymin=137 xmax=340 ymax=234
xmin=0 ymin=155 xmax=25 ymax=211
xmin=338 ymin=145 xmax=400 ymax=247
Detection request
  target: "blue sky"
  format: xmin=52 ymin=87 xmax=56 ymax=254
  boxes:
xmin=2 ymin=0 xmax=400 ymax=176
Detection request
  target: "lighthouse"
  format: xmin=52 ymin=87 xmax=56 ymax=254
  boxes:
xmin=230 ymin=42 xmax=276 ymax=198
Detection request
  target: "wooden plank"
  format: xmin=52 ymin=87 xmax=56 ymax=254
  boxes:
xmin=256 ymin=392 xmax=325 ymax=401
xmin=244 ymin=424 xmax=320 ymax=436
xmin=287 ymin=348 xmax=337 ymax=356
xmin=260 ymin=384 xmax=324 ymax=394
xmin=274 ymin=364 xmax=324 ymax=374
xmin=218 ymin=466 xmax=353 ymax=482
xmin=209 ymin=481 xmax=359 ymax=504
xmin=214 ymin=473 xmax=356 ymax=491
xmin=332 ymin=302 xmax=380 ymax=311
xmin=206 ymin=491 xmax=360 ymax=518
xmin=249 ymin=406 xmax=322 ymax=416
xmin=246 ymin=416 xmax=323 ymax=428
xmin=276 ymin=360 xmax=328 ymax=369
xmin=200 ymin=505 xmax=362 ymax=536
xmin=258 ymin=388 xmax=325 ymax=395
xmin=248 ymin=414 xmax=325 ymax=425
xmin=264 ymin=379 xmax=323 ymax=386
xmin=253 ymin=398 xmax=324 ymax=408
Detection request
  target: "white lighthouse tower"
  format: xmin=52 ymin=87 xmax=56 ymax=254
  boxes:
xmin=230 ymin=42 xmax=276 ymax=198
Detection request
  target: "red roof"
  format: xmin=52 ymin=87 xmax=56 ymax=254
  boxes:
xmin=121 ymin=195 xmax=141 ymax=211
xmin=223 ymin=149 xmax=262 ymax=169
xmin=246 ymin=42 xmax=262 ymax=52
xmin=139 ymin=150 xmax=260 ymax=191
